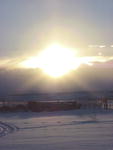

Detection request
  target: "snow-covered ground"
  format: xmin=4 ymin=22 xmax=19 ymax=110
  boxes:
xmin=0 ymin=109 xmax=113 ymax=150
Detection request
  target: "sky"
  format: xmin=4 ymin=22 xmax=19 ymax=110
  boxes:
xmin=0 ymin=0 xmax=113 ymax=95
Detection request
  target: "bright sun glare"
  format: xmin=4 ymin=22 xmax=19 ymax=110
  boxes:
xmin=21 ymin=44 xmax=81 ymax=77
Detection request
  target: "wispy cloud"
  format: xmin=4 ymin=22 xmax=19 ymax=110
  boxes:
xmin=0 ymin=57 xmax=27 ymax=69
xmin=88 ymin=45 xmax=106 ymax=48
xmin=88 ymin=44 xmax=113 ymax=48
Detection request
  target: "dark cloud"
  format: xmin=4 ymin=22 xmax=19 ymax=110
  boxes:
xmin=0 ymin=64 xmax=113 ymax=96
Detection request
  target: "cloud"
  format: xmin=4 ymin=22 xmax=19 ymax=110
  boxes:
xmin=0 ymin=55 xmax=113 ymax=95
xmin=0 ymin=55 xmax=113 ymax=71
xmin=76 ymin=56 xmax=113 ymax=69
xmin=0 ymin=62 xmax=112 ymax=95
xmin=0 ymin=57 xmax=28 ymax=70
xmin=92 ymin=60 xmax=113 ymax=68
xmin=88 ymin=45 xmax=106 ymax=48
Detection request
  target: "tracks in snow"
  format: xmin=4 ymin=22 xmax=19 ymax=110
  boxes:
xmin=0 ymin=121 xmax=19 ymax=137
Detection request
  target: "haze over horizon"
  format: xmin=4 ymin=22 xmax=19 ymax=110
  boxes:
xmin=0 ymin=0 xmax=113 ymax=95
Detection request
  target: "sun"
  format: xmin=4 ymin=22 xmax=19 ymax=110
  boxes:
xmin=21 ymin=44 xmax=80 ymax=77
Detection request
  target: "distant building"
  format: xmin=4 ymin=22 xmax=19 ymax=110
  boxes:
xmin=98 ymin=98 xmax=113 ymax=110
xmin=107 ymin=100 xmax=113 ymax=109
